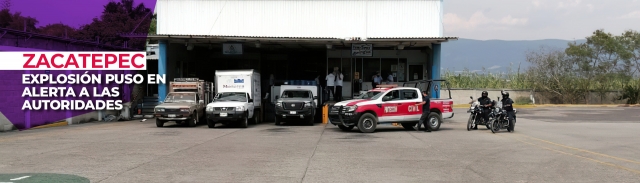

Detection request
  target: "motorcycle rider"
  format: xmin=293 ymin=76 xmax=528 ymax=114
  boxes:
xmin=501 ymin=90 xmax=516 ymax=132
xmin=475 ymin=91 xmax=493 ymax=130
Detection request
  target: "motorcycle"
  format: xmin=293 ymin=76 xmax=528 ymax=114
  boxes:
xmin=488 ymin=97 xmax=518 ymax=133
xmin=466 ymin=96 xmax=491 ymax=131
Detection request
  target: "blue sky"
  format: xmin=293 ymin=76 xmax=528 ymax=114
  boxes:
xmin=443 ymin=0 xmax=640 ymax=40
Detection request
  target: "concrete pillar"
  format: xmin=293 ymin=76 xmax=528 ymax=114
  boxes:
xmin=431 ymin=44 xmax=441 ymax=99
xmin=158 ymin=40 xmax=168 ymax=102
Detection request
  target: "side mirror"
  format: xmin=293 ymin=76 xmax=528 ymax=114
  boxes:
xmin=248 ymin=99 xmax=254 ymax=103
xmin=275 ymin=96 xmax=279 ymax=99
xmin=382 ymin=96 xmax=391 ymax=101
xmin=469 ymin=96 xmax=473 ymax=99
xmin=313 ymin=96 xmax=318 ymax=99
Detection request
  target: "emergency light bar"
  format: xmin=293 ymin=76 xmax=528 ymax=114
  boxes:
xmin=174 ymin=78 xmax=200 ymax=82
xmin=172 ymin=84 xmax=198 ymax=88
xmin=375 ymin=84 xmax=398 ymax=88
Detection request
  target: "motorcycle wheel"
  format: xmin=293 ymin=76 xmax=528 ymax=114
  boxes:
xmin=467 ymin=115 xmax=475 ymax=131
xmin=490 ymin=120 xmax=499 ymax=133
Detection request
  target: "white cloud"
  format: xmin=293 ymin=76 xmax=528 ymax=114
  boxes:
xmin=487 ymin=65 xmax=501 ymax=70
xmin=557 ymin=0 xmax=582 ymax=9
xmin=444 ymin=11 xmax=528 ymax=32
xmin=586 ymin=4 xmax=594 ymax=12
xmin=618 ymin=11 xmax=640 ymax=19
xmin=532 ymin=0 xmax=541 ymax=7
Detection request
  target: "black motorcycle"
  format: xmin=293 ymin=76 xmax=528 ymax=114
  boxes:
xmin=488 ymin=99 xmax=517 ymax=133
xmin=466 ymin=96 xmax=491 ymax=131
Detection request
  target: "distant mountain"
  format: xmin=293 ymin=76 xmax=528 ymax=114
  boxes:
xmin=441 ymin=38 xmax=587 ymax=72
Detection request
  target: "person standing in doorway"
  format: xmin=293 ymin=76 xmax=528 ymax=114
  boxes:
xmin=334 ymin=67 xmax=344 ymax=102
xmin=414 ymin=90 xmax=432 ymax=132
xmin=372 ymin=71 xmax=382 ymax=89
xmin=386 ymin=73 xmax=394 ymax=84
xmin=325 ymin=70 xmax=336 ymax=101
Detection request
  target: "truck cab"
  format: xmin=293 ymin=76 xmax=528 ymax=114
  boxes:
xmin=328 ymin=80 xmax=454 ymax=133
xmin=274 ymin=87 xmax=318 ymax=126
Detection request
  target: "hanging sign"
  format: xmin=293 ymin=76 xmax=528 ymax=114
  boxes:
xmin=223 ymin=43 xmax=243 ymax=55
xmin=351 ymin=44 xmax=373 ymax=57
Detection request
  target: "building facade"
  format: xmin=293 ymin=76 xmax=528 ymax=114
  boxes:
xmin=145 ymin=0 xmax=456 ymax=101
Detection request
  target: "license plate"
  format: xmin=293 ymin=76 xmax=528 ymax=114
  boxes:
xmin=290 ymin=111 xmax=297 ymax=114
xmin=168 ymin=114 xmax=176 ymax=118
xmin=220 ymin=113 xmax=227 ymax=117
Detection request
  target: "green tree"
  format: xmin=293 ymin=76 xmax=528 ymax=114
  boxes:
xmin=148 ymin=13 xmax=156 ymax=34
xmin=75 ymin=0 xmax=152 ymax=49
xmin=565 ymin=30 xmax=629 ymax=103
xmin=39 ymin=23 xmax=78 ymax=38
xmin=0 ymin=9 xmax=11 ymax=28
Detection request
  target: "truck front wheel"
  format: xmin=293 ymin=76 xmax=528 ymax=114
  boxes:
xmin=188 ymin=112 xmax=197 ymax=127
xmin=207 ymin=119 xmax=215 ymax=128
xmin=240 ymin=115 xmax=249 ymax=128
xmin=357 ymin=113 xmax=377 ymax=133
xmin=156 ymin=119 xmax=164 ymax=127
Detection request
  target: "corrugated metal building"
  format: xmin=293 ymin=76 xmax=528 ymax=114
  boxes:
xmin=134 ymin=0 xmax=457 ymax=102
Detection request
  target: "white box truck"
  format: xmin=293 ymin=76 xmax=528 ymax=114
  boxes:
xmin=205 ymin=70 xmax=262 ymax=128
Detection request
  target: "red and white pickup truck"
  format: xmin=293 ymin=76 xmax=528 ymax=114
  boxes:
xmin=328 ymin=80 xmax=454 ymax=133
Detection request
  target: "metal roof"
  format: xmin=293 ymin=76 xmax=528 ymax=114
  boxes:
xmin=156 ymin=0 xmax=446 ymax=38
xmin=123 ymin=33 xmax=457 ymax=42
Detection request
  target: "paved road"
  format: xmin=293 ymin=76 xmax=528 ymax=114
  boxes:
xmin=0 ymin=107 xmax=639 ymax=182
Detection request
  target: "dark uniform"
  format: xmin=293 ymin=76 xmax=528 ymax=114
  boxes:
xmin=501 ymin=91 xmax=515 ymax=132
xmin=477 ymin=91 xmax=492 ymax=129
xmin=416 ymin=91 xmax=432 ymax=132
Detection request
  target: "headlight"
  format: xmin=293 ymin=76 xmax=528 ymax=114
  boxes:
xmin=155 ymin=108 xmax=165 ymax=112
xmin=304 ymin=102 xmax=312 ymax=107
xmin=236 ymin=106 xmax=245 ymax=111
xmin=276 ymin=102 xmax=282 ymax=107
xmin=206 ymin=106 xmax=213 ymax=111
xmin=345 ymin=105 xmax=357 ymax=112
xmin=180 ymin=108 xmax=190 ymax=112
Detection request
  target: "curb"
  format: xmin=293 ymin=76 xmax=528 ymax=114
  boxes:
xmin=31 ymin=121 xmax=68 ymax=129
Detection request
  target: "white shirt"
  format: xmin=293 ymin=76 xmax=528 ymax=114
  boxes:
xmin=335 ymin=73 xmax=344 ymax=86
xmin=373 ymin=75 xmax=382 ymax=84
xmin=326 ymin=73 xmax=335 ymax=86
xmin=387 ymin=75 xmax=394 ymax=82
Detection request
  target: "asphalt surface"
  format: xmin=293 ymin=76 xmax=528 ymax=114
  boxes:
xmin=0 ymin=107 xmax=639 ymax=183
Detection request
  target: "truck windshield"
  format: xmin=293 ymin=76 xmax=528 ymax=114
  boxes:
xmin=370 ymin=92 xmax=385 ymax=100
xmin=216 ymin=92 xmax=248 ymax=102
xmin=281 ymin=90 xmax=310 ymax=98
xmin=358 ymin=91 xmax=381 ymax=99
xmin=165 ymin=93 xmax=196 ymax=103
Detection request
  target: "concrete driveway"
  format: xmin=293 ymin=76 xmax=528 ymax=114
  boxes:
xmin=0 ymin=107 xmax=639 ymax=182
